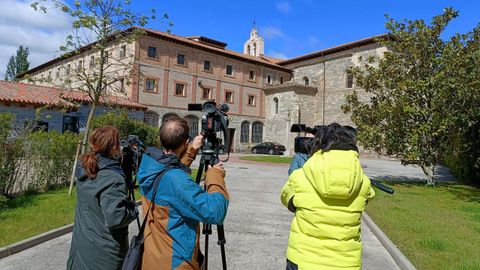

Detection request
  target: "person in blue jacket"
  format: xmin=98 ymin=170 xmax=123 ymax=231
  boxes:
xmin=137 ymin=116 xmax=229 ymax=270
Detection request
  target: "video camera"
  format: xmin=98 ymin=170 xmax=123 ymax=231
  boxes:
xmin=290 ymin=124 xmax=326 ymax=155
xmin=120 ymin=135 xmax=145 ymax=186
xmin=188 ymin=101 xmax=235 ymax=162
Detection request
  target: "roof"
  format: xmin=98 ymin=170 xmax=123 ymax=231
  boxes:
xmin=263 ymin=81 xmax=317 ymax=95
xmin=18 ymin=27 xmax=292 ymax=78
xmin=0 ymin=80 xmax=147 ymax=110
xmin=278 ymin=34 xmax=389 ymax=66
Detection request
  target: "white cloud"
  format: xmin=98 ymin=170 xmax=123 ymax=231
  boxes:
xmin=268 ymin=51 xmax=288 ymax=60
xmin=0 ymin=0 xmax=71 ymax=78
xmin=260 ymin=26 xmax=285 ymax=40
xmin=275 ymin=1 xmax=291 ymax=14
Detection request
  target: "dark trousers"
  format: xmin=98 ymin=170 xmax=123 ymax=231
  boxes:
xmin=286 ymin=259 xmax=298 ymax=270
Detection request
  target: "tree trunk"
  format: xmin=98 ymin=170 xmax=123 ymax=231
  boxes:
xmin=81 ymin=102 xmax=97 ymax=154
xmin=421 ymin=163 xmax=435 ymax=186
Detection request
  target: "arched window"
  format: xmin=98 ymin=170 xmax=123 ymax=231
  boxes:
xmin=302 ymin=76 xmax=309 ymax=86
xmin=240 ymin=121 xmax=250 ymax=143
xmin=273 ymin=97 xmax=279 ymax=114
xmin=162 ymin=113 xmax=178 ymax=123
xmin=144 ymin=111 xmax=159 ymax=127
xmin=252 ymin=122 xmax=263 ymax=143
xmin=253 ymin=43 xmax=257 ymax=56
xmin=247 ymin=44 xmax=251 ymax=55
xmin=185 ymin=115 xmax=199 ymax=138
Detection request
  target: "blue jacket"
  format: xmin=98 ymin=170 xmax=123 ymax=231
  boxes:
xmin=137 ymin=146 xmax=229 ymax=270
xmin=288 ymin=153 xmax=309 ymax=175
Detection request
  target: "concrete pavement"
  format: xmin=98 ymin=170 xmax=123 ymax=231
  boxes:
xmin=0 ymin=157 xmax=402 ymax=270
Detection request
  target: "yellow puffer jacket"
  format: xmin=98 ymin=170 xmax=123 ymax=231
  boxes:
xmin=281 ymin=150 xmax=375 ymax=270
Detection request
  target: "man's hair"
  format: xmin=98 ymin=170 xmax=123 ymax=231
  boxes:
xmin=159 ymin=116 xmax=190 ymax=150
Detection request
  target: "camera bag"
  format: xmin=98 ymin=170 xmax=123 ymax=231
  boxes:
xmin=121 ymin=167 xmax=172 ymax=270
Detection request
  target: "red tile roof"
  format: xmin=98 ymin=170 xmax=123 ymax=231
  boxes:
xmin=17 ymin=27 xmax=292 ymax=78
xmin=0 ymin=80 xmax=147 ymax=110
xmin=278 ymin=34 xmax=390 ymax=66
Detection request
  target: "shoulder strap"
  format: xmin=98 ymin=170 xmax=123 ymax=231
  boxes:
xmin=138 ymin=167 xmax=172 ymax=235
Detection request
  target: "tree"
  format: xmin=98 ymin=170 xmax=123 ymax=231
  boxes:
xmin=4 ymin=46 xmax=30 ymax=81
xmin=31 ymin=0 xmax=169 ymax=154
xmin=31 ymin=0 xmax=170 ymax=195
xmin=342 ymin=8 xmax=479 ymax=185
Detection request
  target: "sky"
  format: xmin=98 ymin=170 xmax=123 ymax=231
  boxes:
xmin=1 ymin=0 xmax=480 ymax=79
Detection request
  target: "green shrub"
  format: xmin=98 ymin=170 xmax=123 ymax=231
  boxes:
xmin=444 ymin=123 xmax=480 ymax=184
xmin=26 ymin=131 xmax=80 ymax=191
xmin=0 ymin=113 xmax=24 ymax=196
xmin=91 ymin=110 xmax=159 ymax=146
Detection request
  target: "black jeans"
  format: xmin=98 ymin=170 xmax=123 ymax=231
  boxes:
xmin=286 ymin=259 xmax=298 ymax=270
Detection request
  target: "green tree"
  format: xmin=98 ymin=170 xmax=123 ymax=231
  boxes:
xmin=4 ymin=46 xmax=30 ymax=81
xmin=342 ymin=8 xmax=480 ymax=185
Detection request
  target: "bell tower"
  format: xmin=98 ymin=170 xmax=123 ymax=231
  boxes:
xmin=244 ymin=21 xmax=264 ymax=57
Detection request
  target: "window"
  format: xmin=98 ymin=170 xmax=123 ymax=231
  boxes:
xmin=162 ymin=113 xmax=178 ymax=123
xmin=63 ymin=116 xmax=79 ymax=133
xmin=89 ymin=56 xmax=95 ymax=67
xmin=240 ymin=121 xmax=250 ymax=143
xmin=226 ymin=65 xmax=233 ymax=76
xmin=280 ymin=77 xmax=284 ymax=84
xmin=225 ymin=91 xmax=233 ymax=103
xmin=77 ymin=60 xmax=82 ymax=71
xmin=203 ymin=60 xmax=211 ymax=71
xmin=247 ymin=44 xmax=251 ymax=55
xmin=253 ymin=43 xmax=257 ymax=56
xmin=145 ymin=78 xmax=157 ymax=92
xmin=48 ymin=71 xmax=52 ymax=80
xmin=273 ymin=97 xmax=279 ymax=114
xmin=346 ymin=72 xmax=354 ymax=88
xmin=148 ymin=47 xmax=157 ymax=58
xmin=175 ymin=82 xmax=185 ymax=96
xmin=177 ymin=54 xmax=185 ymax=65
xmin=202 ymin=88 xmax=212 ymax=99
xmin=104 ymin=51 xmax=109 ymax=63
xmin=66 ymin=64 xmax=70 ymax=76
xmin=247 ymin=95 xmax=256 ymax=106
xmin=56 ymin=67 xmax=60 ymax=78
xmin=144 ymin=111 xmax=159 ymax=127
xmin=267 ymin=75 xmax=272 ymax=84
xmin=303 ymin=76 xmax=309 ymax=86
xmin=185 ymin=115 xmax=199 ymax=138
xmin=120 ymin=45 xmax=126 ymax=58
xmin=252 ymin=122 xmax=263 ymax=143
xmin=249 ymin=70 xmax=255 ymax=80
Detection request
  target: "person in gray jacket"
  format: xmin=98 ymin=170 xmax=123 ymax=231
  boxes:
xmin=67 ymin=126 xmax=137 ymax=270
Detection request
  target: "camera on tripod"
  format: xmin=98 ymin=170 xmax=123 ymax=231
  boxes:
xmin=188 ymin=101 xmax=235 ymax=161
xmin=290 ymin=124 xmax=326 ymax=155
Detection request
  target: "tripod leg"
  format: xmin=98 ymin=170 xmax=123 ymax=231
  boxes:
xmin=217 ymin=224 xmax=227 ymax=270
xmin=203 ymin=224 xmax=210 ymax=270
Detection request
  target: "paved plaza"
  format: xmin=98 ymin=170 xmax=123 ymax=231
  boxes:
xmin=0 ymin=156 xmax=416 ymax=270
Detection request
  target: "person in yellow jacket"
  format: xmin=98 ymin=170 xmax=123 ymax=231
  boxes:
xmin=281 ymin=123 xmax=375 ymax=270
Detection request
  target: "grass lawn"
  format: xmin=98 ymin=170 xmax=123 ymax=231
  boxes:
xmin=239 ymin=155 xmax=293 ymax=164
xmin=0 ymin=169 xmax=199 ymax=247
xmin=0 ymin=188 xmax=76 ymax=247
xmin=367 ymin=182 xmax=480 ymax=270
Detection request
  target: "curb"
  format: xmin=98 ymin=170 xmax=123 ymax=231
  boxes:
xmin=0 ymin=224 xmax=73 ymax=259
xmin=362 ymin=213 xmax=416 ymax=270
xmin=0 ymin=201 xmax=143 ymax=260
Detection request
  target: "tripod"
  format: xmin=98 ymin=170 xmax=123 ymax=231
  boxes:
xmin=195 ymin=153 xmax=227 ymax=270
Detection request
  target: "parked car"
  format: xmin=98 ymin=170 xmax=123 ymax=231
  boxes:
xmin=251 ymin=142 xmax=286 ymax=155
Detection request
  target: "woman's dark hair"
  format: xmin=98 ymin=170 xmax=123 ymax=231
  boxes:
xmin=309 ymin=123 xmax=357 ymax=155
xmin=81 ymin=126 xmax=121 ymax=179
xmin=159 ymin=116 xmax=190 ymax=150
